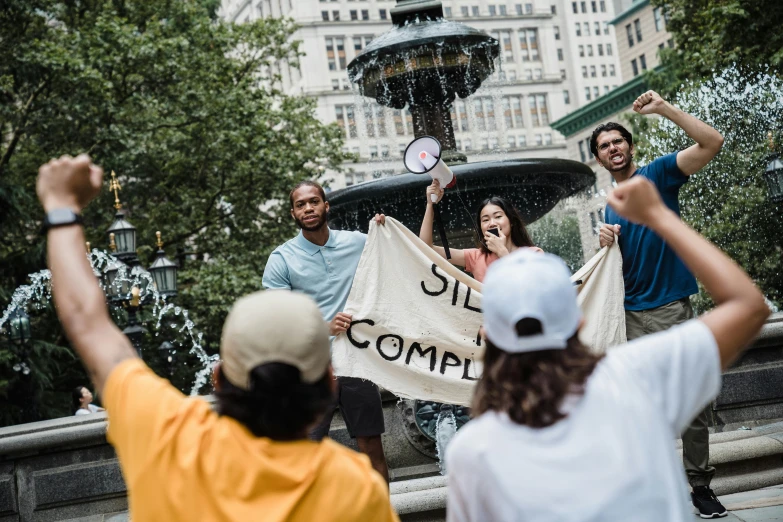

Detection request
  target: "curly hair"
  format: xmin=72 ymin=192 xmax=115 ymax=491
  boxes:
xmin=473 ymin=319 xmax=603 ymax=428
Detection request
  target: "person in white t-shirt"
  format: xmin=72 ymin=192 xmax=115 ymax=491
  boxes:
xmin=72 ymin=385 xmax=105 ymax=416
xmin=446 ymin=176 xmax=770 ymax=522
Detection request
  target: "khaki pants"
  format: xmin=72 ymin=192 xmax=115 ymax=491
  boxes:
xmin=625 ymin=298 xmax=716 ymax=488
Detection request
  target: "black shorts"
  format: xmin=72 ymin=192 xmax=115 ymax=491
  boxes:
xmin=311 ymin=377 xmax=385 ymax=439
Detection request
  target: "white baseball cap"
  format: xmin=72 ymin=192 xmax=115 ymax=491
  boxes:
xmin=220 ymin=290 xmax=331 ymax=390
xmin=483 ymin=249 xmax=582 ymax=353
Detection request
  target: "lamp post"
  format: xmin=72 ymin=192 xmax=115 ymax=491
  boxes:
xmin=5 ymin=307 xmax=38 ymax=422
xmin=102 ymin=171 xmax=178 ymax=354
xmin=765 ymin=133 xmax=783 ymax=203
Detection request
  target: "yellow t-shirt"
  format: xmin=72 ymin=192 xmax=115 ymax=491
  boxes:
xmin=104 ymin=359 xmax=399 ymax=521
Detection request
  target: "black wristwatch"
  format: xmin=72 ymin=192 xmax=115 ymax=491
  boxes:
xmin=42 ymin=208 xmax=83 ymax=233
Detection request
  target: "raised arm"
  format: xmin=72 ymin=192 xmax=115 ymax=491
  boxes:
xmin=633 ymin=90 xmax=723 ymax=176
xmin=37 ymin=155 xmax=138 ymax=395
xmin=607 ymin=177 xmax=769 ymax=369
xmin=419 ymin=179 xmax=465 ymax=267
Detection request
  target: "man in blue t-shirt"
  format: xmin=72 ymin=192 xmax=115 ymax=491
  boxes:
xmin=262 ymin=181 xmax=390 ymax=483
xmin=592 ymin=90 xmax=726 ymax=518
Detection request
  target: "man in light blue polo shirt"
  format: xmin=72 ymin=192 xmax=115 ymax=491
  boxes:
xmin=262 ymin=180 xmax=389 ymax=483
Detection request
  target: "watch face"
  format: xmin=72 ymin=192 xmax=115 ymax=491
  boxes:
xmin=48 ymin=208 xmax=78 ymax=225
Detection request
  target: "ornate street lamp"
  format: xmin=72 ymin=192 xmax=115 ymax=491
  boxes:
xmin=149 ymin=232 xmax=178 ymax=298
xmin=765 ymin=132 xmax=783 ymax=204
xmin=103 ymin=234 xmax=132 ymax=302
xmin=7 ymin=308 xmax=32 ymax=346
xmin=106 ymin=171 xmax=138 ymax=265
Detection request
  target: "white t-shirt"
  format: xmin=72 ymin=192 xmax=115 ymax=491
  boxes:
xmin=446 ymin=319 xmax=721 ymax=522
xmin=75 ymin=404 xmax=101 ymax=416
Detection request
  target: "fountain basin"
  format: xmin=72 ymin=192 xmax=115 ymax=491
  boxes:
xmin=328 ymin=158 xmax=595 ymax=245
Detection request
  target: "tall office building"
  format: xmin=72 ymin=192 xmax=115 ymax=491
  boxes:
xmin=220 ymin=0 xmax=625 ymax=190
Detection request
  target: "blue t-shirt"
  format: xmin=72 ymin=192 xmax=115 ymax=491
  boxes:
xmin=262 ymin=229 xmax=366 ymax=321
xmin=604 ymin=152 xmax=698 ymax=311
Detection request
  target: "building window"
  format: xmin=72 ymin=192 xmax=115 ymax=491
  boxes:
xmin=634 ymin=18 xmax=643 ymax=42
xmin=369 ymin=146 xmax=378 ymax=158
xmin=500 ymin=5 xmax=507 ymax=15
xmin=472 ymin=96 xmax=497 ymax=131
xmin=580 ymin=1 xmax=586 ymax=13
xmin=535 ymin=134 xmax=543 ymax=146
xmin=584 ymin=22 xmax=590 ymax=36
xmin=353 ymin=35 xmax=373 ymax=52
xmin=560 ymin=69 xmax=567 ymax=79
xmin=528 ymin=94 xmax=549 ymax=126
xmin=335 ymin=105 xmax=357 ymax=138
xmin=557 ymin=48 xmax=564 ymax=61
xmin=326 ymin=37 xmax=346 ymax=71
xmin=456 ymin=101 xmax=469 ymax=131
xmin=472 ymin=5 xmax=480 ymax=16
xmin=461 ymin=5 xmax=469 ymax=16
xmin=554 ymin=26 xmax=560 ymax=40
xmin=604 ymin=85 xmax=610 ymax=94
xmin=590 ymin=212 xmax=598 ymax=234
xmin=321 ymin=10 xmax=329 ymax=21
xmin=332 ymin=79 xmax=340 ymax=90
xmin=585 ymin=87 xmax=591 ymax=101
xmin=544 ymin=133 xmax=552 ymax=145
xmin=590 ymin=65 xmax=596 ymax=77
xmin=361 ymin=9 xmax=369 ymax=20
xmin=492 ymin=30 xmax=515 ymax=62
xmin=609 ymin=64 xmax=616 ymax=76
xmin=507 ymin=135 xmax=517 ymax=149
xmin=597 ymin=44 xmax=604 ymax=56
xmin=600 ymin=0 xmax=606 ymax=12
xmin=578 ymin=141 xmax=586 ymax=162
xmin=489 ymin=5 xmax=496 ymax=15
xmin=518 ymin=29 xmax=539 ymax=61
xmin=603 ymin=21 xmax=610 ymax=35
xmin=572 ymin=1 xmax=578 ymax=13
xmin=517 ymin=4 xmax=525 ymax=15
xmin=524 ymin=68 xmax=533 ymax=80
xmin=587 ymin=44 xmax=593 ymax=56
xmin=581 ymin=65 xmax=588 ymax=78
xmin=503 ymin=95 xmax=525 ymax=128
xmin=525 ymin=3 xmax=533 ymax=14
xmin=606 ymin=43 xmax=613 ymax=55
xmin=534 ymin=68 xmax=542 ymax=79
xmin=591 ymin=1 xmax=597 ymax=12
xmin=444 ymin=6 xmax=452 ymax=17
xmin=364 ymin=105 xmax=387 ymax=138
xmin=593 ymin=86 xmax=599 ymax=98
xmin=631 ymin=58 xmax=639 ymax=77
xmin=332 ymin=10 xmax=340 ymax=21
xmin=350 ymin=9 xmax=358 ymax=20
xmin=654 ymin=7 xmax=664 ymax=31
xmin=563 ymin=90 xmax=570 ymax=104
xmin=579 ymin=45 xmax=585 ymax=57
xmin=379 ymin=9 xmax=387 ymax=19
xmin=639 ymin=53 xmax=647 ymax=70
xmin=601 ymin=64 xmax=607 ymax=76
xmin=626 ymin=24 xmax=634 ymax=47
xmin=575 ymin=23 xmax=582 ymax=36
xmin=551 ymin=5 xmax=556 ymax=14
xmin=594 ymin=21 xmax=601 ymax=35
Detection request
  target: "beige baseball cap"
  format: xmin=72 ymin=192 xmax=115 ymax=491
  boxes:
xmin=220 ymin=290 xmax=331 ymax=390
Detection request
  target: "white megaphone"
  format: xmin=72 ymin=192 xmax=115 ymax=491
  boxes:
xmin=403 ymin=136 xmax=456 ymax=202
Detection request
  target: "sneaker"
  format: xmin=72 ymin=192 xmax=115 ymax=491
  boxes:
xmin=691 ymin=486 xmax=728 ymax=519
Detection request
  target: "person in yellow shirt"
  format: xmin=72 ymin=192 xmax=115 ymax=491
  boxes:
xmin=36 ymin=154 xmax=399 ymax=522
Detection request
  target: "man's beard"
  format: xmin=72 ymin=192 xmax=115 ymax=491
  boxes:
xmin=295 ymin=213 xmax=327 ymax=231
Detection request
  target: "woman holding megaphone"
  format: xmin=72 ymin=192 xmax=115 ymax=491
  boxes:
xmin=419 ymin=179 xmax=543 ymax=282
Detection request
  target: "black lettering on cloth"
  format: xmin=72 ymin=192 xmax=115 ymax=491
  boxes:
xmin=406 ymin=343 xmax=437 ymax=372
xmin=440 ymin=351 xmax=462 ymax=374
xmin=463 ymin=287 xmax=481 ymax=313
xmin=475 ymin=329 xmax=482 ymax=346
xmin=462 ymin=358 xmax=479 ymax=381
xmin=452 ymin=280 xmax=460 ymax=306
xmin=421 ymin=264 xmax=449 ymax=296
xmin=376 ymin=334 xmax=404 ymax=361
xmin=347 ymin=319 xmax=374 ymax=349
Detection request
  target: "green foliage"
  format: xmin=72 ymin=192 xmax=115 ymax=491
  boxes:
xmin=649 ymin=0 xmax=783 ymax=97
xmin=0 ymin=0 xmax=347 ymax=424
xmin=529 ymin=214 xmax=584 ymax=272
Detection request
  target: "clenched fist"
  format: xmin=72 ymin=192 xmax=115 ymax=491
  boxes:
xmin=37 ymin=154 xmax=103 ymax=213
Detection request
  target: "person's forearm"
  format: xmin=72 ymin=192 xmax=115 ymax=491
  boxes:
xmin=649 ymin=211 xmax=754 ymax=304
xmin=659 ymin=103 xmax=723 ymax=151
xmin=419 ymin=203 xmax=435 ymax=246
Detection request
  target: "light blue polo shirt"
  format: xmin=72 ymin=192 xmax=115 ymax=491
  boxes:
xmin=262 ymin=229 xmax=367 ymax=321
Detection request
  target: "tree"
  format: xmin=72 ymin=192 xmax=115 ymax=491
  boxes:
xmin=529 ymin=214 xmax=584 ymax=272
xmin=650 ymin=0 xmax=783 ymax=97
xmin=0 ymin=0 xmax=347 ymax=424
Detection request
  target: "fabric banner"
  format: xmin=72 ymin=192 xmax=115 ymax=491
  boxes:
xmin=332 ymin=217 xmax=626 ymax=406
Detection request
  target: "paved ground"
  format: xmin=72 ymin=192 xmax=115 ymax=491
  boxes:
xmin=711 ymin=485 xmax=783 ymax=521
